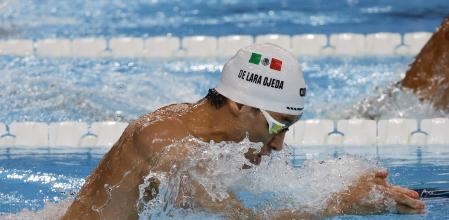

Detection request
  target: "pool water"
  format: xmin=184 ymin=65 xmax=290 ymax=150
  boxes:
xmin=0 ymin=149 xmax=98 ymax=213
xmin=2 ymin=0 xmax=449 ymax=219
xmin=1 ymin=145 xmax=449 ymax=219
xmin=1 ymin=56 xmax=444 ymax=123
xmin=0 ymin=55 xmax=448 ymax=220
xmin=1 ymin=0 xmax=448 ymax=38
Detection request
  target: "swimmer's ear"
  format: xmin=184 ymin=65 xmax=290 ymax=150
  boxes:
xmin=227 ymin=100 xmax=245 ymax=116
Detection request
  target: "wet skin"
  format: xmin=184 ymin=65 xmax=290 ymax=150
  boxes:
xmin=401 ymin=15 xmax=449 ymax=110
xmin=62 ymin=98 xmax=424 ymax=220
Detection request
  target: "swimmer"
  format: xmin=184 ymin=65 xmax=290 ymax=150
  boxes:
xmin=401 ymin=15 xmax=449 ymax=110
xmin=63 ymin=44 xmax=424 ymax=219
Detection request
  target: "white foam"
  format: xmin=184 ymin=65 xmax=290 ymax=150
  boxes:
xmin=137 ymin=137 xmax=380 ymax=218
xmin=334 ymin=84 xmax=446 ymax=120
xmin=0 ymin=137 xmax=392 ymax=219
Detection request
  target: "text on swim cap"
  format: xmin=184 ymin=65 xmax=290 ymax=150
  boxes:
xmin=300 ymin=88 xmax=306 ymax=97
xmin=238 ymin=69 xmax=284 ymax=90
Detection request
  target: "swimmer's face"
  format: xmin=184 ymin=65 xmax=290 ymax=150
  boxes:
xmin=255 ymin=110 xmax=298 ymax=149
xmin=239 ymin=107 xmax=299 ymax=165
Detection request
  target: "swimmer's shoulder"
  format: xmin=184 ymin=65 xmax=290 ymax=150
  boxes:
xmin=130 ymin=103 xmax=192 ymax=154
xmin=133 ymin=102 xmax=191 ymax=135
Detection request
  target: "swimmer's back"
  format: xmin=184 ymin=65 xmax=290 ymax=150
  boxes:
xmin=63 ymin=103 xmax=194 ymax=220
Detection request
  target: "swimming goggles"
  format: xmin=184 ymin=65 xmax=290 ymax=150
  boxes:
xmin=260 ymin=109 xmax=302 ymax=135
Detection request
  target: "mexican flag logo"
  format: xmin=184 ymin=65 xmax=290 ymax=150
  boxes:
xmin=248 ymin=52 xmax=282 ymax=71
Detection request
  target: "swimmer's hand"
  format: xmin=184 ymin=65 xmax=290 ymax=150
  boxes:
xmin=325 ymin=170 xmax=425 ymax=216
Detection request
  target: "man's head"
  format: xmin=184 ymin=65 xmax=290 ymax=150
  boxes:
xmin=207 ymin=43 xmax=306 ymax=163
xmin=216 ymin=43 xmax=306 ymax=115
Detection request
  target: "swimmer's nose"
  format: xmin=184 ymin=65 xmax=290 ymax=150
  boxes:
xmin=268 ymin=132 xmax=286 ymax=151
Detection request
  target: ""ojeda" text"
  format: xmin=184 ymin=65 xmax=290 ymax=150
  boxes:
xmin=237 ymin=69 xmax=284 ymax=90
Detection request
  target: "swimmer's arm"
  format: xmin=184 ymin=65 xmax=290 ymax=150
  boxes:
xmin=187 ymin=182 xmax=316 ymax=219
xmin=182 ymin=179 xmax=257 ymax=219
xmin=147 ymin=163 xmax=254 ymax=218
xmin=259 ymin=171 xmax=424 ymax=219
xmin=141 ymin=141 xmax=255 ymax=218
xmin=322 ymin=170 xmax=424 ymax=216
xmin=133 ymin=119 xmax=254 ymax=217
xmin=157 ymin=162 xmax=424 ymax=219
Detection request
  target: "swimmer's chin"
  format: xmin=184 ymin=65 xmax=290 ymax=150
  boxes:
xmin=243 ymin=148 xmax=268 ymax=168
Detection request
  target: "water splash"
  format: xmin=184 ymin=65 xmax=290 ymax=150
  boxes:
xmin=136 ymin=137 xmax=380 ymax=219
xmin=301 ymin=57 xmax=449 ymax=120
xmin=337 ymin=84 xmax=447 ymax=120
xmin=91 ymin=170 xmax=131 ymax=218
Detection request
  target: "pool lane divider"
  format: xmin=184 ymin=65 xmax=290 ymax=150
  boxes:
xmin=1 ymin=118 xmax=449 ymax=148
xmin=0 ymin=32 xmax=433 ymax=58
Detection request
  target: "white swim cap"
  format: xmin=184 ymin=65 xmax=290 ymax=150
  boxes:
xmin=215 ymin=43 xmax=306 ymax=115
